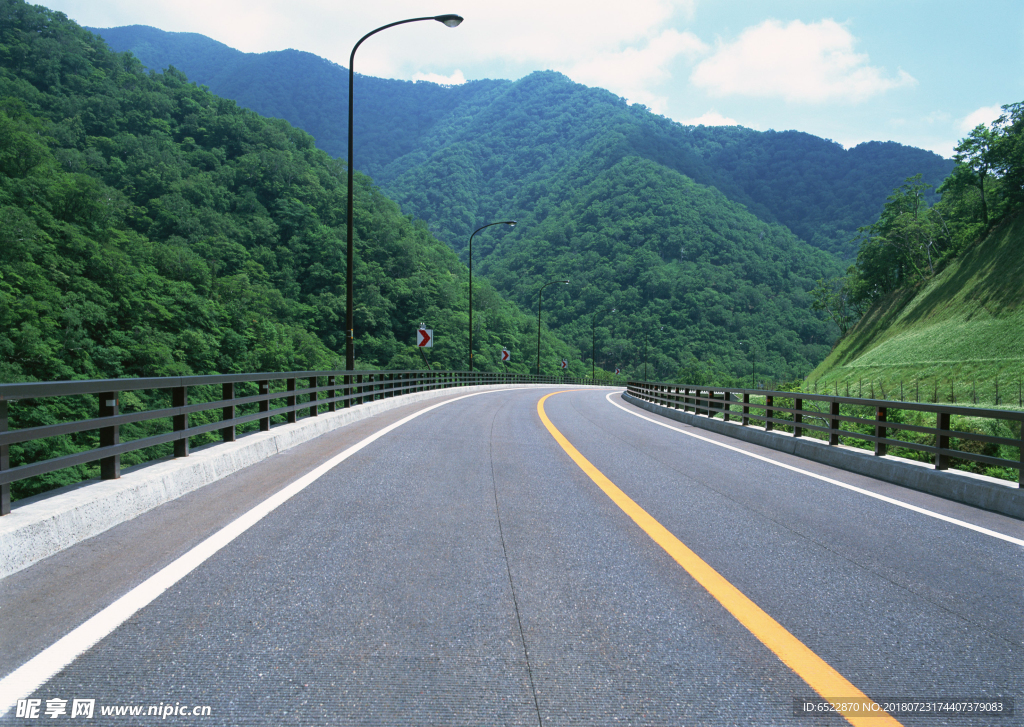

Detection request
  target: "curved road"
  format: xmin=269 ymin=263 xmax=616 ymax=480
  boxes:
xmin=1 ymin=387 xmax=1022 ymax=725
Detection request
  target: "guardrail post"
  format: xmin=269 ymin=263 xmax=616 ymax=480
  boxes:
xmin=259 ymin=380 xmax=270 ymax=431
xmin=793 ymin=397 xmax=803 ymax=437
xmin=172 ymin=386 xmax=189 ymax=457
xmin=874 ymin=406 xmax=887 ymax=456
xmin=1 ymin=400 xmax=9 ymax=515
xmin=356 ymin=374 xmax=363 ymax=405
xmin=99 ymin=392 xmax=120 ymax=479
xmin=221 ymin=383 xmax=235 ymax=442
xmin=765 ymin=395 xmax=774 ymax=431
xmin=935 ymin=411 xmax=950 ymax=470
xmin=1018 ymin=424 xmax=1023 ymax=484
xmin=723 ymin=392 xmax=730 ymax=422
xmin=286 ymin=378 xmax=297 ymax=423
xmin=343 ymin=374 xmax=351 ymax=408
xmin=327 ymin=375 xmax=336 ymax=412
xmin=829 ymin=400 xmax=840 ymax=445
xmin=742 ymin=393 xmax=749 ymax=426
xmin=308 ymin=376 xmax=318 ymax=417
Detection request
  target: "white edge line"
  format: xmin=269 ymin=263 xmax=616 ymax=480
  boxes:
xmin=0 ymin=388 xmax=514 ymax=715
xmin=604 ymin=391 xmax=1024 ymax=548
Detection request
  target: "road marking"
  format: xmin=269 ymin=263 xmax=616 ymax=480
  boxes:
xmin=604 ymin=391 xmax=1024 ymax=548
xmin=538 ymin=391 xmax=902 ymax=727
xmin=0 ymin=387 xmax=526 ymax=716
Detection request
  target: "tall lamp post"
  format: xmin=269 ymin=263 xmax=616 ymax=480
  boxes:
xmin=536 ymin=279 xmax=569 ymax=374
xmin=468 ymin=220 xmax=515 ymax=371
xmin=346 ymin=14 xmax=463 ymax=370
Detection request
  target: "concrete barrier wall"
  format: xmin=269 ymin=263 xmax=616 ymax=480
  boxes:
xmin=622 ymin=392 xmax=1024 ymax=521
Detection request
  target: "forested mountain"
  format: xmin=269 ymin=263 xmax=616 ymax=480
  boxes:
xmin=0 ymin=0 xmax=567 ymax=390
xmin=91 ymin=24 xmax=953 ymax=259
xmin=479 ymin=156 xmax=842 ymax=382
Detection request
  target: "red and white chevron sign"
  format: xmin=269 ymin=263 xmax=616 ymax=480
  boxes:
xmin=615 ymin=367 xmax=621 ymax=375
xmin=560 ymin=358 xmax=568 ymax=370
xmin=417 ymin=328 xmax=433 ymax=348
xmin=501 ymin=348 xmax=510 ymax=362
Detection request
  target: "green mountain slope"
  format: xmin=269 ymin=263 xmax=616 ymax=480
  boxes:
xmin=807 ymin=211 xmax=1024 ymax=405
xmin=85 ymin=24 xmax=505 ymax=185
xmin=0 ymin=0 xmax=567 ymax=386
xmin=89 ymin=25 xmax=952 ymax=259
xmin=479 ymin=156 xmax=842 ymax=381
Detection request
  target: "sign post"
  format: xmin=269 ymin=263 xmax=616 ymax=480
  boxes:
xmin=417 ymin=326 xmax=433 ymax=371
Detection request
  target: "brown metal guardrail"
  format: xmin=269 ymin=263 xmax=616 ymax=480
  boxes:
xmin=0 ymin=369 xmax=614 ymax=514
xmin=627 ymin=380 xmax=1024 ymax=484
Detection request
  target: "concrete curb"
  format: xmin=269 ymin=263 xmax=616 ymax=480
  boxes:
xmin=0 ymin=384 xmax=603 ymax=579
xmin=622 ymin=392 xmax=1024 ymax=521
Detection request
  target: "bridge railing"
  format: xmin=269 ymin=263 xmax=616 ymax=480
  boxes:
xmin=627 ymin=380 xmax=1024 ymax=484
xmin=0 ymin=369 xmax=612 ymax=514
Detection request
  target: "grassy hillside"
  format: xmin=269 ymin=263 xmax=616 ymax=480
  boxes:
xmin=808 ymin=211 xmax=1024 ymax=407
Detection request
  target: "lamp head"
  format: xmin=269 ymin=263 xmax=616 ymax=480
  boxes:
xmin=435 ymin=14 xmax=464 ymax=27
xmin=505 ymin=220 xmax=517 ymax=227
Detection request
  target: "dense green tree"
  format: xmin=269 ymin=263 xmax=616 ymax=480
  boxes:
xmin=844 ymin=102 xmax=1022 ymax=319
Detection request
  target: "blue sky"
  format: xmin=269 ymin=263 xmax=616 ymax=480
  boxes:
xmin=43 ymin=0 xmax=1023 ymax=158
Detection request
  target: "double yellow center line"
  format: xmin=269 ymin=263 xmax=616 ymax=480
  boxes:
xmin=538 ymin=391 xmax=901 ymax=727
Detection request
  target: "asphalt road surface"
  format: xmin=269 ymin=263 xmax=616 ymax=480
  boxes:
xmin=2 ymin=387 xmax=1022 ymax=726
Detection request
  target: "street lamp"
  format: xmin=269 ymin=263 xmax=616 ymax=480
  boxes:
xmin=536 ymin=279 xmax=569 ymax=374
xmin=468 ymin=220 xmax=515 ymax=371
xmin=345 ymin=14 xmax=463 ymax=370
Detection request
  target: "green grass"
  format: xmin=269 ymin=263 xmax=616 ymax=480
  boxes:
xmin=807 ymin=211 xmax=1024 ymax=409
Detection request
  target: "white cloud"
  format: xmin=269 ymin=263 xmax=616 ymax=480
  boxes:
xmin=50 ymin=0 xmax=698 ymax=81
xmin=691 ymin=19 xmax=916 ymax=103
xmin=561 ymin=29 xmax=706 ymax=96
xmin=412 ymin=69 xmax=467 ymax=86
xmin=682 ymin=110 xmax=739 ymax=126
xmin=959 ymin=104 xmax=1003 ymax=132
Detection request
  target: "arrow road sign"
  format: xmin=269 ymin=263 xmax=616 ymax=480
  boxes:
xmin=561 ymin=358 xmax=568 ymax=370
xmin=417 ymin=328 xmax=433 ymax=348
xmin=501 ymin=348 xmax=510 ymax=362
xmin=615 ymin=367 xmax=621 ymax=375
